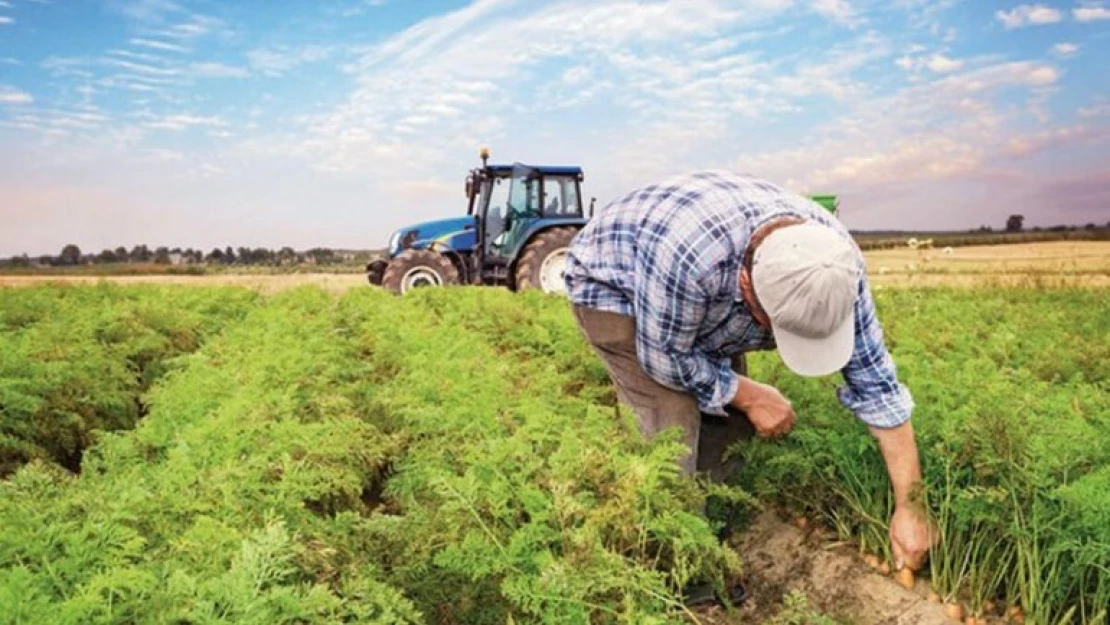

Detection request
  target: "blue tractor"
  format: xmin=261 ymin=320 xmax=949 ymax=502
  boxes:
xmin=367 ymin=147 xmax=594 ymax=296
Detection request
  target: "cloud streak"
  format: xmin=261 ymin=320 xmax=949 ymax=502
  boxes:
xmin=1074 ymin=4 xmax=1110 ymax=21
xmin=995 ymin=4 xmax=1063 ymax=28
xmin=131 ymin=38 xmax=191 ymax=53
xmin=0 ymin=85 xmax=33 ymax=104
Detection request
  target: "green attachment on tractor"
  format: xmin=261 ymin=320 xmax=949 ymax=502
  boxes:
xmin=810 ymin=194 xmax=839 ymax=216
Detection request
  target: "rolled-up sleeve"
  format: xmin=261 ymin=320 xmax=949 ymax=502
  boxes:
xmin=632 ymin=227 xmax=739 ymax=416
xmin=837 ymin=274 xmax=914 ymax=428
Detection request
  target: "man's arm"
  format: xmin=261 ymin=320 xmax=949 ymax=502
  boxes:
xmin=838 ymin=273 xmax=933 ymax=569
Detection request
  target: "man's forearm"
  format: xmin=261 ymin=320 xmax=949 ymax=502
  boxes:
xmin=870 ymin=420 xmax=923 ymax=509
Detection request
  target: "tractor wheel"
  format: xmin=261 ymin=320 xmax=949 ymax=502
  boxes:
xmin=515 ymin=227 xmax=579 ymax=295
xmin=366 ymin=259 xmax=388 ymax=286
xmin=381 ymin=249 xmax=460 ymax=295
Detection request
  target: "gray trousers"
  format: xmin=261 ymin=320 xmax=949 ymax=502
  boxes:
xmin=573 ymin=305 xmax=755 ymax=482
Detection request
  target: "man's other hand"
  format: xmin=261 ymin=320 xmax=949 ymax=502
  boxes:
xmin=732 ymin=377 xmax=796 ymax=438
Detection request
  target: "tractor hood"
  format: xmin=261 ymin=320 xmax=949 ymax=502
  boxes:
xmin=388 ymin=216 xmax=477 ymax=257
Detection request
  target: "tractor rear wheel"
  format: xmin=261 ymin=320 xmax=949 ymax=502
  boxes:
xmin=366 ymin=259 xmax=388 ymax=286
xmin=381 ymin=249 xmax=459 ymax=295
xmin=515 ymin=227 xmax=578 ymax=295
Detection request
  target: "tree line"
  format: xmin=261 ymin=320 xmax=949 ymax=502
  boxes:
xmin=1 ymin=245 xmax=376 ymax=268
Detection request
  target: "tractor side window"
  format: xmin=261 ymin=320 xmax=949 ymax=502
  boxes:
xmin=543 ymin=177 xmax=580 ymax=217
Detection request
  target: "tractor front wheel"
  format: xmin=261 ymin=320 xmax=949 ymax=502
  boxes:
xmin=381 ymin=249 xmax=459 ymax=295
xmin=515 ymin=227 xmax=578 ymax=295
xmin=366 ymin=259 xmax=388 ymax=286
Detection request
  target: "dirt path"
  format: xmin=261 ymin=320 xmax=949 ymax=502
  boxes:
xmin=703 ymin=511 xmax=951 ymax=625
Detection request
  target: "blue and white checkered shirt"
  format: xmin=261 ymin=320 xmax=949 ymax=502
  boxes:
xmin=564 ymin=170 xmax=913 ymax=429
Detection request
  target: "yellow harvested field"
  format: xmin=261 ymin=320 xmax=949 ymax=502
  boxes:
xmin=864 ymin=240 xmax=1110 ymax=287
xmin=1 ymin=241 xmax=1107 ymax=291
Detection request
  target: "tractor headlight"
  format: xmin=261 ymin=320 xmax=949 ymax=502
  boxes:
xmin=388 ymin=231 xmax=402 ymax=255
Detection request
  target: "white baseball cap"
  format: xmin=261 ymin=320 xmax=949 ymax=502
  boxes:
xmin=750 ymin=221 xmax=861 ymax=377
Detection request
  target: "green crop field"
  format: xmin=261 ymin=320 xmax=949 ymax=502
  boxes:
xmin=0 ymin=284 xmax=1107 ymax=624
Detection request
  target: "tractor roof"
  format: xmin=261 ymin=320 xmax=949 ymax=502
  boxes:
xmin=487 ymin=164 xmax=583 ymax=176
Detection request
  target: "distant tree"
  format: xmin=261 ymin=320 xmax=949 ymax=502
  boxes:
xmin=130 ymin=245 xmax=152 ymax=263
xmin=252 ymin=248 xmax=273 ymax=265
xmin=306 ymin=248 xmax=336 ymax=265
xmin=154 ymin=247 xmax=171 ymax=265
xmin=97 ymin=249 xmax=118 ymax=264
xmin=10 ymin=254 xmax=30 ymax=268
xmin=207 ymin=248 xmax=225 ymax=263
xmin=1006 ymin=215 xmax=1024 ymax=232
xmin=38 ymin=255 xmax=54 ymax=266
xmin=278 ymin=247 xmax=296 ymax=265
xmin=224 ymin=246 xmax=236 ymax=264
xmin=171 ymin=247 xmax=183 ymax=255
xmin=59 ymin=244 xmax=82 ymax=266
xmin=1085 ymin=223 xmax=1096 ymax=230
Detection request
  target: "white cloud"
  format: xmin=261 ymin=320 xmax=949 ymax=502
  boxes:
xmin=0 ymin=16 xmax=14 ymax=24
xmin=143 ymin=114 xmax=227 ymax=130
xmin=106 ymin=0 xmax=183 ymax=22
xmin=0 ymin=85 xmax=32 ymax=104
xmin=108 ymin=49 xmax=167 ymax=63
xmin=895 ymin=52 xmax=964 ymax=74
xmin=131 ymin=38 xmax=191 ymax=53
xmin=190 ymin=62 xmax=249 ymax=78
xmin=1074 ymin=4 xmax=1110 ymax=21
xmin=0 ymin=1 xmax=11 ymax=7
xmin=247 ymin=46 xmax=331 ymax=77
xmin=925 ymin=54 xmax=963 ymax=73
xmin=107 ymin=58 xmax=179 ymax=76
xmin=1079 ymin=99 xmax=1110 ymax=118
xmin=1052 ymin=42 xmax=1080 ymax=57
xmin=0 ymin=57 xmax=19 ymax=65
xmin=995 ymin=4 xmax=1063 ymax=28
xmin=811 ymin=0 xmax=862 ymax=26
xmin=152 ymin=15 xmax=224 ymax=40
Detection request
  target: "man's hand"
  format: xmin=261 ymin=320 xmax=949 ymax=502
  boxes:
xmin=890 ymin=504 xmax=935 ymax=571
xmin=731 ymin=376 xmax=796 ymax=438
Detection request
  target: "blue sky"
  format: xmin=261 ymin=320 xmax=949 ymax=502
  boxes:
xmin=1 ymin=0 xmax=1108 ymax=256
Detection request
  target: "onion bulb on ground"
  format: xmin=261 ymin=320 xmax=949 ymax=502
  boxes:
xmin=928 ymin=591 xmax=942 ymax=603
xmin=864 ymin=554 xmax=880 ymax=569
xmin=945 ymin=603 xmax=965 ymax=621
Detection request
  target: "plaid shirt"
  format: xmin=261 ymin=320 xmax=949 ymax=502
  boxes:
xmin=565 ymin=170 xmax=913 ymax=429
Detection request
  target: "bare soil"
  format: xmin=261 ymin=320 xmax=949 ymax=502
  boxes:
xmin=695 ymin=511 xmax=952 ymax=625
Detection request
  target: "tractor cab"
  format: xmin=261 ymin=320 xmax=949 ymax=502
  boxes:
xmin=465 ymin=159 xmax=588 ymax=285
xmin=368 ymin=148 xmax=593 ymax=295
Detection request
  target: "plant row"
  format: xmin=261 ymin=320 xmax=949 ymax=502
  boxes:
xmin=1 ymin=286 xmax=746 ymax=624
xmin=0 ymin=285 xmax=260 ymax=476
